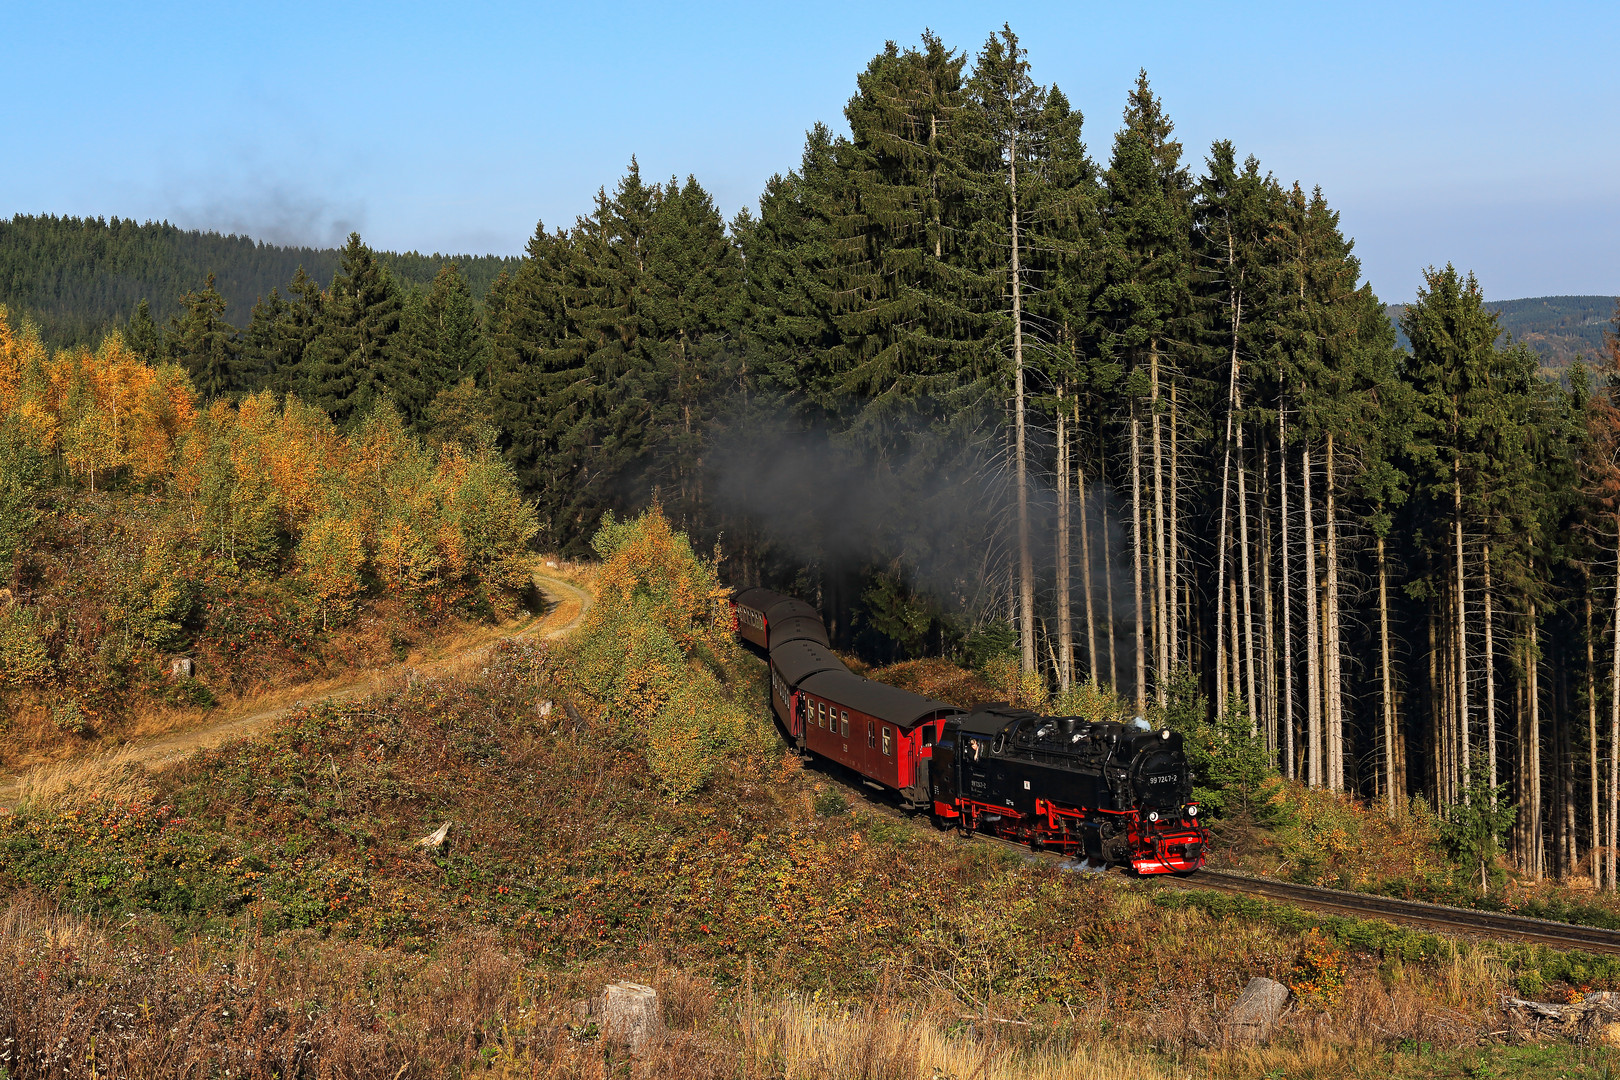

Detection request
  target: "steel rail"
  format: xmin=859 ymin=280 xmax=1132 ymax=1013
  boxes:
xmin=1159 ymin=869 xmax=1620 ymax=956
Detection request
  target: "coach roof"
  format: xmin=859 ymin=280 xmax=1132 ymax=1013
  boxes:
xmin=798 ymin=669 xmax=961 ymax=729
xmin=768 ymin=614 xmax=829 ymax=647
xmin=732 ymin=586 xmax=790 ymax=614
xmin=764 ymin=596 xmax=820 ymax=625
xmin=770 ymin=639 xmax=847 ymax=688
xmin=732 ymin=588 xmax=821 ymax=628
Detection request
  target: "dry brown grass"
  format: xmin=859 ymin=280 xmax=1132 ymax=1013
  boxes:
xmin=0 ymin=898 xmax=1177 ymax=1080
xmin=0 ymin=894 xmax=1588 ymax=1080
xmin=5 ymin=743 xmax=157 ymax=811
xmin=736 ymin=996 xmax=1175 ymax=1080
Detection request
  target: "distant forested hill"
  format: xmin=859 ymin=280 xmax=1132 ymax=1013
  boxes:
xmin=1386 ymin=295 xmax=1617 ymax=371
xmin=0 ymin=215 xmax=519 ymax=345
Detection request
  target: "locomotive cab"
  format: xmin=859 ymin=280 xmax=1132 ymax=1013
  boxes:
xmin=933 ymin=706 xmax=1206 ymax=874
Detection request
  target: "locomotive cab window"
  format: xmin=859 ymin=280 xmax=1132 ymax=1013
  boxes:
xmin=921 ymin=726 xmax=935 ymax=747
xmin=882 ymin=727 xmax=893 ymax=756
xmin=840 ymin=711 xmax=849 ymax=737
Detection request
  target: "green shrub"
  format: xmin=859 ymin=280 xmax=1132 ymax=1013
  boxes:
xmin=1441 ymin=766 xmax=1517 ymax=894
xmin=163 ymin=676 xmax=217 ymax=709
xmin=50 ymin=699 xmax=91 ymax=736
xmin=1515 ymin=970 xmax=1546 ymax=999
xmin=814 ymin=788 xmax=850 ymax=816
xmin=566 ymin=507 xmax=774 ymax=800
xmin=0 ymin=604 xmax=51 ymax=686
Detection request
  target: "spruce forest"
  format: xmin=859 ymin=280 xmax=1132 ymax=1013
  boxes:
xmin=12 ymin=27 xmax=1620 ymax=889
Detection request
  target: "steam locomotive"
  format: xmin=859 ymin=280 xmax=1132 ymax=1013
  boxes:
xmin=731 ymin=587 xmax=1207 ymax=875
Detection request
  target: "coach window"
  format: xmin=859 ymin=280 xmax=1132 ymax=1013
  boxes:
xmin=818 ymin=702 xmax=826 ymax=728
xmin=840 ymin=711 xmax=850 ymax=737
xmin=882 ymin=727 xmax=893 ymax=756
xmin=867 ymin=721 xmax=875 ymax=747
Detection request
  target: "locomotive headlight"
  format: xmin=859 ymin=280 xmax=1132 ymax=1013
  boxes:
xmin=1187 ymin=805 xmax=1199 ymax=817
xmin=1160 ymin=729 xmax=1171 ymax=740
xmin=1147 ymin=811 xmax=1160 ymax=822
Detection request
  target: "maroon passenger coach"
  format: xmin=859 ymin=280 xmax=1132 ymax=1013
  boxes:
xmin=729 ymin=587 xmax=1206 ymax=875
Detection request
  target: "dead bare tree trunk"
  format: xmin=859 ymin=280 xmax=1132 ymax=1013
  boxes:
xmin=1056 ymin=385 xmax=1072 ymax=692
xmin=1303 ymin=441 xmax=1322 ymax=788
xmin=1485 ymin=544 xmax=1498 ymax=799
xmin=1379 ymin=532 xmax=1398 ymax=813
xmin=1588 ymin=591 xmax=1602 ymax=888
xmin=1262 ymin=432 xmax=1277 ymax=758
xmin=1012 ymin=146 xmax=1035 ymax=677
xmin=1078 ymin=419 xmax=1098 ymax=682
xmin=1169 ymin=384 xmax=1181 ymax=673
xmin=1441 ymin=599 xmax=1454 ymax=807
xmin=1131 ymin=401 xmax=1147 ymax=712
xmin=1531 ymin=593 xmax=1543 ymax=880
xmin=1151 ymin=341 xmax=1169 ymax=705
xmin=1455 ymin=466 xmax=1470 ymax=795
xmin=1561 ymin=683 xmax=1577 ymax=878
xmin=1238 ymin=406 xmax=1258 ymax=731
xmin=1435 ymin=606 xmax=1446 ymax=807
xmin=1280 ymin=406 xmax=1296 ymax=780
xmin=1214 ymin=299 xmax=1243 ymax=712
xmin=1229 ymin=573 xmax=1243 ymax=717
xmin=1325 ymin=433 xmax=1343 ymax=791
xmin=1609 ymin=531 xmax=1620 ymax=891
xmin=1103 ymin=479 xmax=1118 ymax=689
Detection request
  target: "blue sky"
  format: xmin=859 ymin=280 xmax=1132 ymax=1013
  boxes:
xmin=4 ymin=1 xmax=1615 ymax=302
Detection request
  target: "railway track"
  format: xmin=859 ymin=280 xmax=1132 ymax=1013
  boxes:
xmin=1154 ymin=869 xmax=1620 ymax=956
xmin=813 ymin=759 xmax=1620 ymax=956
xmin=778 ymin=667 xmax=1620 ymax=958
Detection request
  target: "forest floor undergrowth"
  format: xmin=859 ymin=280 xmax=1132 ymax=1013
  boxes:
xmin=3 ymin=511 xmax=1617 ymax=1078
xmin=0 ymin=644 xmax=1615 ymax=1073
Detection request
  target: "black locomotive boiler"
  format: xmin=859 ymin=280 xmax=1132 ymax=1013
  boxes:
xmin=732 ymin=587 xmax=1207 ymax=875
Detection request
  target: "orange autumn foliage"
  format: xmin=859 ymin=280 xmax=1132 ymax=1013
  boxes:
xmin=0 ymin=324 xmax=194 ymax=486
xmin=0 ymin=306 xmax=538 ymax=631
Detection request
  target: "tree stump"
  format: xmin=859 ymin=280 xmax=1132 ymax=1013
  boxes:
xmin=1220 ymin=977 xmax=1290 ymax=1044
xmin=602 ymin=981 xmax=660 ymax=1052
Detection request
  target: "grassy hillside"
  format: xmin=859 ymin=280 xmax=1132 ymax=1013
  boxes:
xmin=0 ymin=215 xmax=520 ymax=346
xmin=4 ymin=507 xmax=1619 ymax=1077
xmin=1387 ymin=295 xmax=1618 ymax=372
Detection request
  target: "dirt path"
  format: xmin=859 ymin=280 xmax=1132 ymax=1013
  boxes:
xmin=0 ymin=570 xmax=593 ymax=808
